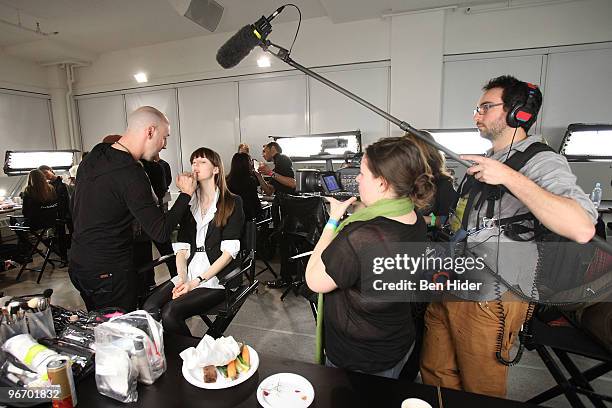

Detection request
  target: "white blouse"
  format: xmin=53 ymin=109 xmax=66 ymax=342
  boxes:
xmin=171 ymin=189 xmax=240 ymax=290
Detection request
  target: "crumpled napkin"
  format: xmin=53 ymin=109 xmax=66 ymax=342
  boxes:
xmin=180 ymin=335 xmax=240 ymax=369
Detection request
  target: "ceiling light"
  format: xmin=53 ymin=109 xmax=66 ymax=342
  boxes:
xmin=134 ymin=72 xmax=148 ymax=83
xmin=257 ymin=56 xmax=271 ymax=68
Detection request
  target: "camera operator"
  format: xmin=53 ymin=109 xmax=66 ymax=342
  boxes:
xmin=420 ymin=76 xmax=598 ymax=397
xmin=255 ymin=141 xmax=296 ymax=196
xmin=305 ymin=137 xmax=434 ymax=378
xmin=69 ymin=106 xmax=196 ymax=312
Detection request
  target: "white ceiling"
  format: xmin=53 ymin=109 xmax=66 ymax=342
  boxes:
xmin=0 ymin=0 xmax=549 ymax=63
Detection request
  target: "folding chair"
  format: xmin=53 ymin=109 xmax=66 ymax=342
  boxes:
xmin=274 ymin=195 xmax=328 ymax=302
xmin=139 ymin=220 xmax=259 ymax=339
xmin=9 ymin=215 xmax=63 ymax=284
xmin=254 ymin=203 xmax=278 ymax=280
xmin=525 ymin=314 xmax=612 ymax=408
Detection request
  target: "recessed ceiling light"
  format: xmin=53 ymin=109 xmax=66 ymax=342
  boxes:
xmin=257 ymin=56 xmax=271 ymax=68
xmin=134 ymin=72 xmax=148 ymax=83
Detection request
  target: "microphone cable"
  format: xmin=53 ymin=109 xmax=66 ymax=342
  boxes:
xmin=283 ymin=4 xmax=302 ymax=54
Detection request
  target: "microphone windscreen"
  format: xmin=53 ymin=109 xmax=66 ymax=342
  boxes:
xmin=216 ymin=25 xmax=261 ymax=69
xmin=42 ymin=288 xmax=53 ymax=298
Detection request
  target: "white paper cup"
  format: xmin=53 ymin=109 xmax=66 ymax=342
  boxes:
xmin=401 ymin=398 xmax=433 ymax=408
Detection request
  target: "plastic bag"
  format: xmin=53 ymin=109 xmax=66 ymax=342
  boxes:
xmin=94 ymin=310 xmax=165 ymax=385
xmin=26 ymin=307 xmax=56 ymax=340
xmin=95 ymin=344 xmax=138 ymax=403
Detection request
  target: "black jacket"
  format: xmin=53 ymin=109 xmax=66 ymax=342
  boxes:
xmin=22 ymin=193 xmax=58 ymax=230
xmin=70 ymin=142 xmax=191 ymax=269
xmin=176 ymin=195 xmax=245 ymax=281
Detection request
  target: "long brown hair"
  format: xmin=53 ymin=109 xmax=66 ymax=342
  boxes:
xmin=365 ymin=137 xmax=435 ymax=209
xmin=403 ymin=131 xmax=453 ymax=182
xmin=25 ymin=169 xmax=56 ymax=203
xmin=190 ymin=147 xmax=236 ymax=227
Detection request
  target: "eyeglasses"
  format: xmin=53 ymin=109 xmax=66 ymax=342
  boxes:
xmin=473 ymin=102 xmax=503 ymax=116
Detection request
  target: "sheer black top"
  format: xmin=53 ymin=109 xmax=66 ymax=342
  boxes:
xmin=321 ymin=215 xmax=426 ymax=373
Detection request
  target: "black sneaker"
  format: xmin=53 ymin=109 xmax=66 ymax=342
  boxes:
xmin=266 ymin=278 xmax=291 ymax=289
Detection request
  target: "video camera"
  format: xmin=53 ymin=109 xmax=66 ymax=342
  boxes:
xmin=295 ymin=153 xmax=362 ymax=198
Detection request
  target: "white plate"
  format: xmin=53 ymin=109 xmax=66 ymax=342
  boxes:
xmin=257 ymin=373 xmax=315 ymax=408
xmin=182 ymin=345 xmax=259 ymax=389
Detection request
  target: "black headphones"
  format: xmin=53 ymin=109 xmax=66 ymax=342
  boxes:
xmin=506 ymin=82 xmax=541 ymax=130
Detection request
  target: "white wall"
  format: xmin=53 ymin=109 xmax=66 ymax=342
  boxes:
xmin=390 ymin=11 xmax=445 ymax=132
xmin=0 ymin=51 xmax=48 ymax=94
xmin=75 ymin=17 xmax=390 ymax=94
xmin=444 ymin=0 xmax=612 ymax=55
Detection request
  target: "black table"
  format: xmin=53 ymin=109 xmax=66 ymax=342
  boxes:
xmin=76 ymin=334 xmax=537 ymax=408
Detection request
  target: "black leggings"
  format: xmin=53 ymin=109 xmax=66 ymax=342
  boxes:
xmin=142 ymin=280 xmax=225 ymax=336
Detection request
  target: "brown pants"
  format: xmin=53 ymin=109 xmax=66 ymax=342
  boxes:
xmin=420 ymin=298 xmax=529 ymax=397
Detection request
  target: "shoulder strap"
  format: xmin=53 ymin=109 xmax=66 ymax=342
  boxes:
xmin=460 ymin=142 xmax=555 ymax=230
xmin=503 ymin=142 xmax=555 ymax=172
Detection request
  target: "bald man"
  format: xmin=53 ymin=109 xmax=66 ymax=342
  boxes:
xmin=70 ymin=106 xmax=197 ymax=312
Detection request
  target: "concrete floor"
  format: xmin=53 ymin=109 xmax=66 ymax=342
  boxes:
xmin=1 ymin=255 xmax=611 ymax=407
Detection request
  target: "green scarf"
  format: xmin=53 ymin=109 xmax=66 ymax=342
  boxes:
xmin=315 ymin=197 xmax=415 ymax=364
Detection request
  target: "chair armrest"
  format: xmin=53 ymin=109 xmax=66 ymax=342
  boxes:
xmin=136 ymin=254 xmax=176 ymax=275
xmin=218 ymin=255 xmax=254 ymax=286
xmin=289 ymin=251 xmax=313 ymax=262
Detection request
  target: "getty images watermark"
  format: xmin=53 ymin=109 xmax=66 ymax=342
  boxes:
xmin=358 ymin=242 xmax=490 ymax=302
xmin=372 ymin=251 xmax=486 ymax=291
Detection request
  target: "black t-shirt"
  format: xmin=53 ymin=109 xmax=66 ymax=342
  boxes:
xmin=271 ymin=153 xmax=295 ymax=195
xmin=321 ymin=215 xmax=426 ymax=373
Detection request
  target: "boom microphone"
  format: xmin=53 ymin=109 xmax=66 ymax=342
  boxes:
xmin=216 ymin=6 xmax=286 ymax=69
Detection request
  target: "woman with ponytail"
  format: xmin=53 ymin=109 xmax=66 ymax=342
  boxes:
xmin=143 ymin=147 xmax=244 ymax=336
xmin=305 ymin=137 xmax=434 ymax=378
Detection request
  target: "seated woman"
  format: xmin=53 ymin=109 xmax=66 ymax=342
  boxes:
xmin=143 ymin=147 xmax=244 ymax=336
xmin=226 ymin=152 xmax=262 ymax=221
xmin=17 ymin=169 xmax=59 ymax=259
xmin=305 ymin=137 xmax=434 ymax=379
xmin=22 ymin=169 xmax=59 ymax=228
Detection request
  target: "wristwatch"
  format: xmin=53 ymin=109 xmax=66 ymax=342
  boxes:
xmin=196 ymin=276 xmax=207 ymax=283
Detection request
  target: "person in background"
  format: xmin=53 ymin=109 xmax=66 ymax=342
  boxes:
xmin=143 ymin=147 xmax=244 ymax=336
xmin=38 ymin=165 xmax=70 ymax=264
xmin=404 ymin=131 xmax=458 ymax=229
xmin=305 ymin=137 xmax=434 ymax=378
xmin=142 ymin=152 xmax=179 ymax=280
xmin=255 ymin=141 xmax=296 ymax=196
xmin=70 ymin=106 xmax=196 ymax=312
xmin=226 ymin=152 xmax=262 ymax=221
xmin=238 ymin=143 xmax=250 ymax=154
xmin=400 ymin=130 xmax=458 ymax=380
xmin=18 ymin=169 xmax=59 ymax=262
xmin=256 ymin=142 xmax=297 ymax=289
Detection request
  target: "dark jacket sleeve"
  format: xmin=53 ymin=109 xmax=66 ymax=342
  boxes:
xmin=123 ymin=169 xmax=191 ymax=243
xmin=176 ymin=206 xmax=193 ymax=245
xmin=222 ymin=196 xmax=245 ymax=241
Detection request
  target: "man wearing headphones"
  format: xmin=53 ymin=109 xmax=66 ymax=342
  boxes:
xmin=420 ymin=75 xmax=597 ymax=397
